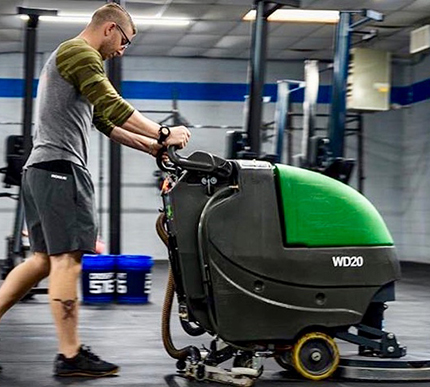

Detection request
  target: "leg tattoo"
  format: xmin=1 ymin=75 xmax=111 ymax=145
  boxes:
xmin=53 ymin=298 xmax=78 ymax=320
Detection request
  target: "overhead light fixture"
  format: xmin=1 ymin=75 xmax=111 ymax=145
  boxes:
xmin=243 ymin=9 xmax=340 ymax=24
xmin=134 ymin=17 xmax=190 ymax=26
xmin=20 ymin=13 xmax=190 ymax=26
xmin=19 ymin=14 xmax=88 ymax=23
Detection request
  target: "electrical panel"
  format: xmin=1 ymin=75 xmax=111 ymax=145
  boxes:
xmin=410 ymin=25 xmax=430 ymax=54
xmin=347 ymin=48 xmax=391 ymax=111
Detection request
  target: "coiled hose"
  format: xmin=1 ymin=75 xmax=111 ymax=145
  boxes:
xmin=156 ymin=213 xmax=201 ymax=363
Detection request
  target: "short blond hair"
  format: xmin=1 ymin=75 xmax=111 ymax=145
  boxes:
xmin=91 ymin=3 xmax=137 ymax=34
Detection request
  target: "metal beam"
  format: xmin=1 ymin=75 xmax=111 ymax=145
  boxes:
xmin=328 ymin=11 xmax=352 ymax=159
xmin=15 ymin=7 xmax=57 ymax=255
xmin=302 ymin=60 xmax=319 ymax=166
xmin=21 ymin=15 xmax=37 ymax=162
xmin=107 ymin=0 xmax=124 ymax=255
xmin=273 ymin=81 xmax=289 ymax=163
xmin=17 ymin=7 xmax=57 ymax=160
xmin=245 ymin=0 xmax=271 ymax=156
xmin=245 ymin=0 xmax=300 ymax=157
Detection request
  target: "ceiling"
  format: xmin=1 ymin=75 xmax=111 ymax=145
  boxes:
xmin=0 ymin=0 xmax=430 ymax=61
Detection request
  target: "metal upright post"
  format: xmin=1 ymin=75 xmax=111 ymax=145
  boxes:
xmin=245 ymin=0 xmax=270 ymax=157
xmin=13 ymin=13 xmax=39 ymax=256
xmin=22 ymin=14 xmax=38 ymax=161
xmin=286 ymin=110 xmax=293 ymax=166
xmin=108 ymin=57 xmax=122 ymax=255
xmin=328 ymin=11 xmax=352 ymax=159
xmin=14 ymin=7 xmax=57 ymax=256
xmin=273 ymin=80 xmax=292 ymax=163
xmin=108 ymin=0 xmax=124 ymax=254
xmin=245 ymin=0 xmax=299 ymax=158
xmin=302 ymin=60 xmax=319 ymax=166
xmin=172 ymin=95 xmax=181 ymax=126
xmin=357 ymin=113 xmax=364 ymax=193
xmin=98 ymin=132 xmax=105 ymax=238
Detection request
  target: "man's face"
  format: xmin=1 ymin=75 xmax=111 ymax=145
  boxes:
xmin=100 ymin=22 xmax=134 ymax=60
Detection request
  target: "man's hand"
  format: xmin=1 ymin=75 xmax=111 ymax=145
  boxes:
xmin=164 ymin=125 xmax=191 ymax=149
xmin=148 ymin=139 xmax=163 ymax=157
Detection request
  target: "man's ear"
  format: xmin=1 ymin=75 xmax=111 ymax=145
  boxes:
xmin=104 ymin=22 xmax=116 ymax=37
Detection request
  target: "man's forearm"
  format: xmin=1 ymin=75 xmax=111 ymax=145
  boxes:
xmin=117 ymin=111 xmax=191 ymax=150
xmin=110 ymin=126 xmax=158 ymax=155
xmin=121 ymin=110 xmax=161 ymax=139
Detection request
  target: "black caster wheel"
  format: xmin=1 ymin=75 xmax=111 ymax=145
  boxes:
xmin=274 ymin=350 xmax=294 ymax=372
xmin=292 ymin=332 xmax=339 ymax=381
xmin=176 ymin=359 xmax=186 ymax=371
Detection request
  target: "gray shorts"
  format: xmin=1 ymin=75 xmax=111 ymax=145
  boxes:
xmin=22 ymin=161 xmax=97 ymax=256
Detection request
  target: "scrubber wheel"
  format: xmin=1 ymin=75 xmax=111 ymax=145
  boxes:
xmin=274 ymin=350 xmax=294 ymax=371
xmin=292 ymin=332 xmax=339 ymax=380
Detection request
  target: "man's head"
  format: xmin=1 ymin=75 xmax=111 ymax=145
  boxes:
xmin=88 ymin=3 xmax=137 ymax=60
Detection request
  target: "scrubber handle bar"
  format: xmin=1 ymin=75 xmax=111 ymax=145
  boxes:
xmin=156 ymin=146 xmax=176 ymax=173
xmin=167 ymin=146 xmax=217 ymax=173
xmin=157 ymin=146 xmax=233 ymax=178
xmin=157 ymin=146 xmax=213 ymax=173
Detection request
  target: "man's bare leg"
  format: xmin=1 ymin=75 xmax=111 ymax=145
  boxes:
xmin=0 ymin=252 xmax=50 ymax=319
xmin=49 ymin=251 xmax=82 ymax=358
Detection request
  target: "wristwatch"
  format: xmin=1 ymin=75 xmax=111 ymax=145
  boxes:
xmin=157 ymin=126 xmax=171 ymax=144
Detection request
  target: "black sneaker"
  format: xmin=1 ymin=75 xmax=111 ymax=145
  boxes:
xmin=54 ymin=345 xmax=119 ymax=377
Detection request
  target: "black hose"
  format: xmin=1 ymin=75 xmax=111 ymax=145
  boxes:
xmin=180 ymin=317 xmax=206 ymax=337
xmin=156 ymin=213 xmax=201 ymax=362
xmin=197 ymin=186 xmax=238 ymax=332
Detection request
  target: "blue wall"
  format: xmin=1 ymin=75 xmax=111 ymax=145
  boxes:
xmin=0 ymin=77 xmax=421 ymax=105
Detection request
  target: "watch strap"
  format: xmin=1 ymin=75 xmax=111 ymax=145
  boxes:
xmin=157 ymin=126 xmax=171 ymax=144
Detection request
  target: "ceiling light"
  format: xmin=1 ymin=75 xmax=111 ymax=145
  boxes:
xmin=243 ymin=9 xmax=340 ymax=24
xmin=20 ymin=13 xmax=190 ymax=26
xmin=134 ymin=17 xmax=190 ymax=26
xmin=19 ymin=14 xmax=89 ymax=23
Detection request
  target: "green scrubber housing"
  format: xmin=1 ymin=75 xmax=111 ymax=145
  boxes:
xmin=274 ymin=164 xmax=393 ymax=247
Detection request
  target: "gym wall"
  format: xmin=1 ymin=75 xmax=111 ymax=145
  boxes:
xmin=0 ymin=52 xmax=415 ymax=262
xmin=394 ymin=55 xmax=430 ymax=263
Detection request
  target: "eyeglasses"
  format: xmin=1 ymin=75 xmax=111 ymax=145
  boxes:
xmin=116 ymin=23 xmax=131 ymax=49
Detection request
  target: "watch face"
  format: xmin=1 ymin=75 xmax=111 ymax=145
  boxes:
xmin=161 ymin=127 xmax=170 ymax=136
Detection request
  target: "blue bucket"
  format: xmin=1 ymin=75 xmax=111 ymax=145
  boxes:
xmin=116 ymin=255 xmax=154 ymax=304
xmin=82 ymin=255 xmax=116 ymax=303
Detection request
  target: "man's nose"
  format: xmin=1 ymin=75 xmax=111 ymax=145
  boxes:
xmin=116 ymin=49 xmax=125 ymax=57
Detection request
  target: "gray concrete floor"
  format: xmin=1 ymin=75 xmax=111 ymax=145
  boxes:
xmin=0 ymin=261 xmax=430 ymax=387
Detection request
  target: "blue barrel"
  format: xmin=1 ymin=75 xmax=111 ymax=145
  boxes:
xmin=82 ymin=255 xmax=116 ymax=303
xmin=116 ymin=255 xmax=154 ymax=304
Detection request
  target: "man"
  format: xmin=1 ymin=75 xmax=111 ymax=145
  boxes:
xmin=0 ymin=3 xmax=190 ymax=378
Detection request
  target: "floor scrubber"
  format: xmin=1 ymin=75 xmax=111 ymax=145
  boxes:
xmin=156 ymin=146 xmax=407 ymax=386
